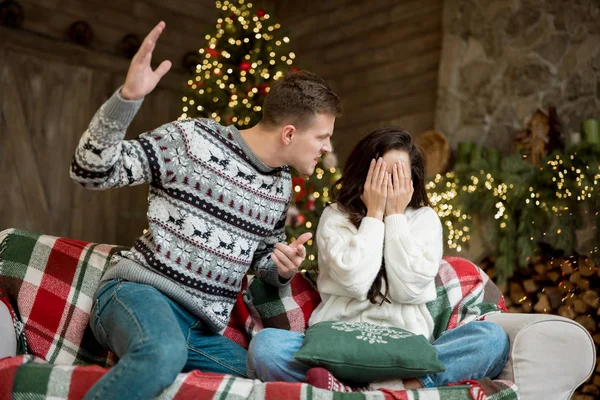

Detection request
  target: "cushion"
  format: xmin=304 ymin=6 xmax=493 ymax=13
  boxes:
xmin=293 ymin=321 xmax=445 ymax=384
xmin=0 ymin=229 xmax=122 ymax=366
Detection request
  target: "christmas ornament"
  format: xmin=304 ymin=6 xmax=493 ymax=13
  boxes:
xmin=117 ymin=33 xmax=141 ymax=59
xmin=240 ymin=61 xmax=251 ymax=71
xmin=206 ymin=48 xmax=220 ymax=58
xmin=66 ymin=20 xmax=94 ymax=46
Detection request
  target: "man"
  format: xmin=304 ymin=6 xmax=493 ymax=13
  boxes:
xmin=70 ymin=21 xmax=342 ymax=400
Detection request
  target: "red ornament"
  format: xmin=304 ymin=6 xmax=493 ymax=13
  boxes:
xmin=206 ymin=48 xmax=220 ymax=58
xmin=292 ymin=177 xmax=306 ymax=202
xmin=240 ymin=61 xmax=251 ymax=71
xmin=290 ymin=66 xmax=300 ymax=73
xmin=296 ymin=214 xmax=306 ymax=226
xmin=258 ymin=83 xmax=269 ymax=95
xmin=257 ymin=9 xmax=266 ymax=17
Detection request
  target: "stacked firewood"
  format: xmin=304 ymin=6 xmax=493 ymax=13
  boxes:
xmin=481 ymin=254 xmax=599 ymax=399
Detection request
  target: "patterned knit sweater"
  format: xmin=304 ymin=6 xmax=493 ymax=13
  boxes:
xmin=70 ymin=89 xmax=292 ymax=332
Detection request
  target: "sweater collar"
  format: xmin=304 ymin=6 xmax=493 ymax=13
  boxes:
xmin=228 ymin=125 xmax=281 ymax=174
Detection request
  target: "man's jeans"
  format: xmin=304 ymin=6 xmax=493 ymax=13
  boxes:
xmin=84 ymin=279 xmax=248 ymax=400
xmin=247 ymin=320 xmax=510 ymax=388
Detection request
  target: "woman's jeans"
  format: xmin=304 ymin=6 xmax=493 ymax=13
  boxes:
xmin=247 ymin=320 xmax=510 ymax=388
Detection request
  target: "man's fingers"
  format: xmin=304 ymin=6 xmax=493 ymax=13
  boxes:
xmin=273 ymin=248 xmax=295 ymax=270
xmin=139 ymin=21 xmax=166 ymax=63
xmin=294 ymin=232 xmax=313 ymax=247
xmin=271 ymin=253 xmax=288 ymax=272
xmin=154 ymin=60 xmax=172 ymax=78
xmin=275 ymin=243 xmax=298 ymax=260
xmin=294 ymin=244 xmax=306 ymax=258
xmin=146 ymin=21 xmax=166 ymax=45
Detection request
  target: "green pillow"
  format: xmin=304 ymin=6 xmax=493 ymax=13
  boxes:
xmin=293 ymin=321 xmax=445 ymax=384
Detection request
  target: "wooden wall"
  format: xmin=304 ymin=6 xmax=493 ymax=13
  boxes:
xmin=0 ymin=0 xmax=444 ymax=245
xmin=267 ymin=0 xmax=444 ymax=160
xmin=12 ymin=0 xmax=216 ymax=68
xmin=0 ymin=26 xmax=186 ymax=245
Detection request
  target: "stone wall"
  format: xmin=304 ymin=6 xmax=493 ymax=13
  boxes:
xmin=436 ymin=0 xmax=600 ymax=153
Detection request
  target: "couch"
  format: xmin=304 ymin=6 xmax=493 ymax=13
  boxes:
xmin=0 ymin=228 xmax=595 ymax=399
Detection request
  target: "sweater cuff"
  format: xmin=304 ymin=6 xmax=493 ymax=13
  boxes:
xmin=101 ymin=86 xmax=144 ymax=127
xmin=267 ymin=264 xmax=292 ymax=288
xmin=358 ymin=216 xmax=385 ymax=238
xmin=384 ymin=214 xmax=410 ymax=237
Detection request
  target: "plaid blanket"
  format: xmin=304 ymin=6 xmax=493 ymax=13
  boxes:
xmin=0 ymin=228 xmax=518 ymax=400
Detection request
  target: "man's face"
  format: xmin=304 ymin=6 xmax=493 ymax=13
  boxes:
xmin=287 ymin=113 xmax=335 ymax=176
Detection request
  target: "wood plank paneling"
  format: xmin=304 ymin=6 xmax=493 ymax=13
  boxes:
xmin=0 ymin=26 xmax=182 ymax=245
xmin=266 ymin=0 xmax=443 ymax=162
xmin=0 ymin=0 xmax=444 ymax=244
xmin=17 ymin=0 xmax=216 ymax=71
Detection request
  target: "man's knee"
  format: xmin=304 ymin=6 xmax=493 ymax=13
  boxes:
xmin=133 ymin=335 xmax=188 ymax=379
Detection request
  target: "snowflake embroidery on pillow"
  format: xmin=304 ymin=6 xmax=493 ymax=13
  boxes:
xmin=331 ymin=322 xmax=412 ymax=344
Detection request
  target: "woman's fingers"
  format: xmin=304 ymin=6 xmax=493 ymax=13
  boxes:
xmin=365 ymin=159 xmax=375 ymax=187
xmin=373 ymin=158 xmax=384 ymax=188
xmin=377 ymin=159 xmax=388 ymax=189
xmin=393 ymin=163 xmax=400 ymax=194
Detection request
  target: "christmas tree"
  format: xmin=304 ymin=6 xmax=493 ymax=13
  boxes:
xmin=285 ymin=153 xmax=342 ymax=271
xmin=179 ymin=0 xmax=298 ymax=126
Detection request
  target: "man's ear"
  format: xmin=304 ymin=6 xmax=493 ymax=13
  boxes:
xmin=281 ymin=124 xmax=296 ymax=145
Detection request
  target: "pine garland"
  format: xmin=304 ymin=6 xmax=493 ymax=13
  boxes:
xmin=427 ymin=143 xmax=600 ymax=282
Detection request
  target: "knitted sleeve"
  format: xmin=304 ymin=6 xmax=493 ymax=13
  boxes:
xmin=315 ymin=205 xmax=385 ymax=299
xmin=383 ymin=207 xmax=443 ymax=304
xmin=70 ymin=88 xmax=184 ymax=189
xmin=250 ymin=201 xmax=291 ymax=287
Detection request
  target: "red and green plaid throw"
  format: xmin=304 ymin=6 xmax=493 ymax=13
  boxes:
xmin=0 ymin=228 xmax=517 ymax=399
xmin=1 ymin=355 xmax=518 ymax=400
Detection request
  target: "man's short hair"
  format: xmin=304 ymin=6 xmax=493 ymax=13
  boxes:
xmin=261 ymin=71 xmax=343 ymax=128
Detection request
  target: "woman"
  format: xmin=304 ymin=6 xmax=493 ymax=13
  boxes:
xmin=247 ymin=127 xmax=509 ymax=391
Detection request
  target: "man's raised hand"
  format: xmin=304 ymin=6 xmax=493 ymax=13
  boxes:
xmin=121 ymin=21 xmax=172 ymax=101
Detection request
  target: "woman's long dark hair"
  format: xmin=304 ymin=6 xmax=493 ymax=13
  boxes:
xmin=332 ymin=127 xmax=430 ymax=305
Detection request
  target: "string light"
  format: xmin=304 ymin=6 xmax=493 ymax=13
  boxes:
xmin=180 ymin=0 xmax=296 ymax=124
xmin=425 ymin=148 xmax=600 ymax=261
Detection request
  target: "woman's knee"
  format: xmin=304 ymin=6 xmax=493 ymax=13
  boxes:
xmin=475 ymin=321 xmax=509 ymax=357
xmin=247 ymin=328 xmax=305 ymax=382
xmin=248 ymin=328 xmax=282 ymax=364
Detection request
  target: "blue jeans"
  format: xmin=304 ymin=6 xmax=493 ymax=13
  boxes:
xmin=84 ymin=279 xmax=248 ymax=400
xmin=247 ymin=321 xmax=509 ymax=388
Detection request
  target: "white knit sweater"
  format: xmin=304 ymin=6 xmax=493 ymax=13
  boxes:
xmin=308 ymin=203 xmax=444 ymax=340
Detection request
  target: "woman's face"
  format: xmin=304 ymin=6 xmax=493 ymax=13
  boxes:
xmin=381 ymin=149 xmax=411 ymax=174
